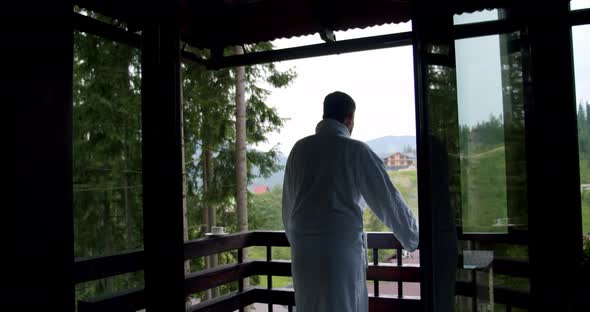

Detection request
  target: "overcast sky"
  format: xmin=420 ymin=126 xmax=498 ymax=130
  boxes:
xmin=260 ymin=23 xmax=415 ymax=155
xmin=256 ymin=5 xmax=590 ymax=156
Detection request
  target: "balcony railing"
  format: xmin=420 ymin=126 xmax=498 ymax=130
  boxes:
xmin=75 ymin=231 xmax=422 ymax=312
xmin=455 ymin=229 xmax=531 ymax=310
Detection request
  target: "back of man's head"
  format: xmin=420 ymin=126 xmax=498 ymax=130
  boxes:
xmin=323 ymin=91 xmax=356 ymax=123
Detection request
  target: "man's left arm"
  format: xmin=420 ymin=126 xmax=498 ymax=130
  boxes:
xmin=357 ymin=146 xmax=419 ymax=251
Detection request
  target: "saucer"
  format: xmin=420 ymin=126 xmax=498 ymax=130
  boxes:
xmin=205 ymin=232 xmax=229 ymax=237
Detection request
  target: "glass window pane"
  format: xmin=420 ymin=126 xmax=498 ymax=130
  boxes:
xmin=456 ymin=34 xmax=509 ymax=234
xmin=73 ymin=31 xmax=143 ymax=255
xmin=73 ymin=29 xmax=143 ymax=300
xmin=457 ymin=31 xmax=528 ymax=232
xmin=454 ymin=9 xmax=500 ymax=25
xmin=572 ymin=25 xmax=590 ymax=245
xmin=423 ymin=32 xmax=529 ymax=310
xmin=571 ymin=0 xmax=590 ymax=10
xmin=454 ymin=31 xmax=529 ymax=310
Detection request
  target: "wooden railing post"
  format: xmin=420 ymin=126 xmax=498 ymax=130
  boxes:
xmin=373 ymin=248 xmax=379 ymax=297
xmin=238 ymin=248 xmax=244 ymax=292
xmin=397 ymin=247 xmax=403 ymax=298
xmin=238 ymin=247 xmax=244 ymax=312
xmin=267 ymin=244 xmax=273 ymax=312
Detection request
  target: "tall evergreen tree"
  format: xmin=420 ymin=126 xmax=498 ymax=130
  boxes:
xmin=73 ymin=16 xmax=143 ymax=299
xmin=181 ymin=45 xmax=295 ymax=300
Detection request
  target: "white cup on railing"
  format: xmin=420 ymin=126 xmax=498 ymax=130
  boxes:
xmin=211 ymin=226 xmax=226 ymax=234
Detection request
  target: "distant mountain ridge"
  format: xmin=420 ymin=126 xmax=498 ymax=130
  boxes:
xmin=250 ymin=135 xmax=417 ymax=189
xmin=364 ymin=135 xmax=417 ymax=158
xmin=249 ymin=155 xmax=288 ymax=190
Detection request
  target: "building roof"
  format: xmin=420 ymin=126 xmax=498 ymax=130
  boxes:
xmin=75 ymin=0 xmax=505 ymax=50
xmin=385 ymin=152 xmax=416 ymax=159
xmin=252 ymin=185 xmax=270 ymax=194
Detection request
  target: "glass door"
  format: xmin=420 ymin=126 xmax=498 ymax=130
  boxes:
xmin=413 ymin=6 xmax=530 ymax=311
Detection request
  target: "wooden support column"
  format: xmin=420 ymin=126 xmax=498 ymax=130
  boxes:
xmin=6 ymin=1 xmax=74 ymax=310
xmin=141 ymin=1 xmax=186 ymax=311
xmin=521 ymin=1 xmax=583 ymax=310
xmin=412 ymin=1 xmax=458 ymax=311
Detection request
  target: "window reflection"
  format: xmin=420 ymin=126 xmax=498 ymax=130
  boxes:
xmin=429 ymin=31 xmax=530 ymax=311
xmin=572 ymin=25 xmax=590 ymax=247
xmin=73 ymin=29 xmax=144 ymax=303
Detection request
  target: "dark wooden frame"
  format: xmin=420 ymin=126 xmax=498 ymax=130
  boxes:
xmin=72 ymin=11 xmax=413 ymax=70
xmin=570 ymin=7 xmax=590 ymax=26
xmin=412 ymin=1 xmax=460 ymax=311
xmin=73 ymin=1 xmax=590 ymax=70
xmin=521 ymin=1 xmax=583 ymax=310
xmin=141 ymin=1 xmax=186 ymax=311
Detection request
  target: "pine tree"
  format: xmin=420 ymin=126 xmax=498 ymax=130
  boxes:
xmin=181 ymin=45 xmax=295 ymax=299
xmin=73 ymin=13 xmax=144 ymax=299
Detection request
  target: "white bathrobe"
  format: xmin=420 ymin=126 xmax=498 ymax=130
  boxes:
xmin=282 ymin=119 xmax=419 ymax=312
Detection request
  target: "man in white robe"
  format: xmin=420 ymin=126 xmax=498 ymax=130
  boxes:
xmin=282 ymin=91 xmax=419 ymax=312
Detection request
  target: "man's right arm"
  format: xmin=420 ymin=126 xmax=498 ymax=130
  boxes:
xmin=282 ymin=150 xmax=295 ymax=237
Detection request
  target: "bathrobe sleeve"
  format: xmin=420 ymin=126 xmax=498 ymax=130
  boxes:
xmin=357 ymin=145 xmax=420 ymax=251
xmin=282 ymin=150 xmax=295 ymax=238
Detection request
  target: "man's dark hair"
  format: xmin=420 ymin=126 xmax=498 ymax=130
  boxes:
xmin=323 ymin=91 xmax=356 ymax=123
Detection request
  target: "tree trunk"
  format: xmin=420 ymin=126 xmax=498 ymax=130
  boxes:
xmin=205 ymin=150 xmax=216 ymax=230
xmin=123 ymin=164 xmax=132 ymax=288
xmin=180 ymin=97 xmax=192 ymax=301
xmin=234 ymin=45 xmax=248 ymax=235
xmin=234 ymin=45 xmax=250 ymax=294
xmin=124 ymin=172 xmax=131 ymax=247
xmin=202 ymin=150 xmax=210 ymax=238
xmin=103 ymin=196 xmax=114 ymax=292
xmin=204 ymin=148 xmax=219 ymax=298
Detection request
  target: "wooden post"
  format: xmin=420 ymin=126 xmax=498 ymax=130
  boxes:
xmin=7 ymin=1 xmax=74 ymax=310
xmin=520 ymin=1 xmax=583 ymax=310
xmin=141 ymin=1 xmax=186 ymax=311
xmin=412 ymin=0 xmax=458 ymax=311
